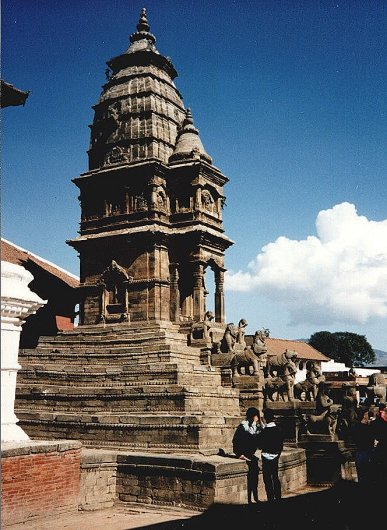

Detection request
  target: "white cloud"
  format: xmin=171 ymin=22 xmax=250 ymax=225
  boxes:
xmin=225 ymin=203 xmax=387 ymax=326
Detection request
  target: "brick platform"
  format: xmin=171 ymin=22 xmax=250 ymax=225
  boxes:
xmin=1 ymin=440 xmax=82 ymax=527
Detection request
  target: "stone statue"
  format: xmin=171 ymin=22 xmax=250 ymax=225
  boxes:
xmin=365 ymin=373 xmax=386 ymax=405
xmin=251 ymin=328 xmax=269 ymax=371
xmin=337 ymin=384 xmax=358 ymax=440
xmin=306 ymin=382 xmax=339 ymax=436
xmin=190 ymin=310 xmax=215 ymax=343
xmin=220 ymin=323 xmax=239 ymax=353
xmin=294 ymin=361 xmax=325 ymax=401
xmin=263 ymin=351 xmax=298 ymax=402
xmin=264 ymin=350 xmax=298 ymax=378
xmin=236 ymin=318 xmax=248 ymax=347
xmin=264 ymin=359 xmax=298 ymax=402
xmin=230 ymin=346 xmax=261 ymax=377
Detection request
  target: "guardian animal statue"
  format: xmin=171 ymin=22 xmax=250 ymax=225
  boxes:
xmin=365 ymin=373 xmax=386 ymax=404
xmin=264 ymin=359 xmax=298 ymax=401
xmin=336 ymin=384 xmax=358 ymax=440
xmin=294 ymin=361 xmax=325 ymax=401
xmin=306 ymin=382 xmax=340 ymax=436
xmin=264 ymin=350 xmax=298 ymax=401
xmin=230 ymin=346 xmax=261 ymax=377
xmin=264 ymin=349 xmax=298 ymax=378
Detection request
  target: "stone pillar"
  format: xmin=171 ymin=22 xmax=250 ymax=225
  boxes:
xmin=169 ymin=263 xmax=180 ymax=322
xmin=192 ymin=262 xmax=205 ymax=322
xmin=1 ymin=261 xmax=46 ymax=442
xmin=149 ymin=240 xmax=170 ymax=321
xmin=214 ymin=268 xmax=225 ymax=324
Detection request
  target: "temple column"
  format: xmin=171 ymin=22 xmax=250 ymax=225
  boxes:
xmin=1 ymin=262 xmax=46 ymax=442
xmin=215 ymin=268 xmax=225 ymax=324
xmin=169 ymin=263 xmax=180 ymax=322
xmin=192 ymin=262 xmax=205 ymax=322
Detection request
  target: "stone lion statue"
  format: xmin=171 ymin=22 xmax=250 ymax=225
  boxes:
xmin=230 ymin=346 xmax=261 ymax=377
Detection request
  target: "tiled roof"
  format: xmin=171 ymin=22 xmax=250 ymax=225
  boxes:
xmin=245 ymin=335 xmax=330 ymax=362
xmin=1 ymin=238 xmax=79 ymax=288
xmin=1 ymin=80 xmax=29 ymax=108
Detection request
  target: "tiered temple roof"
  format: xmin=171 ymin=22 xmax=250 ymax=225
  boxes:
xmin=88 ymin=8 xmax=211 ymax=170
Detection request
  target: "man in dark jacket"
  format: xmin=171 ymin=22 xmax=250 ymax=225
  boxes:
xmin=260 ymin=409 xmax=284 ymax=502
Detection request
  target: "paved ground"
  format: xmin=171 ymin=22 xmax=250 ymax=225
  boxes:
xmin=9 ymin=481 xmax=383 ymax=530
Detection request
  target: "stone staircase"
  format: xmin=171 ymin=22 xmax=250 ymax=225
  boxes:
xmin=15 ymin=322 xmax=240 ymax=453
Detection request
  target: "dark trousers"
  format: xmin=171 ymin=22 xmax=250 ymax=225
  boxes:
xmin=355 ymin=449 xmax=372 ymax=485
xmin=247 ymin=454 xmax=259 ymax=503
xmin=262 ymin=456 xmax=281 ymax=501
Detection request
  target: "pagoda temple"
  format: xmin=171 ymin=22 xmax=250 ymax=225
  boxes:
xmin=15 ymin=8 xmax=240 ymax=455
xmin=68 ymin=8 xmax=233 ymax=327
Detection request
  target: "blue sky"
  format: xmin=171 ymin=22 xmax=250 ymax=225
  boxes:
xmin=2 ymin=0 xmax=387 ymax=350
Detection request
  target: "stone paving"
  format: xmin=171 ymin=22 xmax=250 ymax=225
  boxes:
xmin=8 ymin=479 xmax=384 ymax=530
xmin=8 ymin=485 xmax=330 ymax=530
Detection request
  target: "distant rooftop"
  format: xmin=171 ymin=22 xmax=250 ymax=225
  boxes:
xmin=1 ymin=80 xmax=29 ymax=108
xmin=1 ymin=238 xmax=79 ymax=288
xmin=246 ymin=335 xmax=331 ymax=362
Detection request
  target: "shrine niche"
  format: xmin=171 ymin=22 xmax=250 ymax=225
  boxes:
xmin=98 ymin=260 xmax=133 ymax=323
xmin=105 ymin=145 xmax=126 ymax=166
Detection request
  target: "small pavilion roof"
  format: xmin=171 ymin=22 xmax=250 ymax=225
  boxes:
xmin=169 ymin=109 xmax=212 ymax=164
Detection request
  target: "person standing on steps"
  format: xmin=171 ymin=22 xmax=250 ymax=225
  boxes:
xmin=232 ymin=407 xmax=264 ymax=504
xmin=260 ymin=409 xmax=284 ymax=503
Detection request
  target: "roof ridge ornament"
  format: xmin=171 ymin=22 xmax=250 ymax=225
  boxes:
xmin=130 ymin=7 xmax=156 ymax=46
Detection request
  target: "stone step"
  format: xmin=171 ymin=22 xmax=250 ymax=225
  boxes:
xmin=15 ymin=385 xmax=239 ymax=415
xmin=17 ymin=366 xmax=223 ymax=385
xmin=18 ymin=349 xmax=201 ymax=366
xmin=34 ymin=323 xmax=188 ymax=345
xmin=16 ymin=412 xmax=240 ymax=453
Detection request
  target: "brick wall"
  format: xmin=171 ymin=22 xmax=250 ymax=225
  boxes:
xmin=1 ymin=441 xmax=82 ymax=527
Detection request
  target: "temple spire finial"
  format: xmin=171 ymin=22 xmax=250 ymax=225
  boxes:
xmin=129 ymin=7 xmax=156 ymax=47
xmin=137 ymin=8 xmax=150 ymax=33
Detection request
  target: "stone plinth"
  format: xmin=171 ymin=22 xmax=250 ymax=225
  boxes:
xmin=16 ymin=322 xmax=241 ymax=453
xmin=298 ymin=436 xmax=352 ymax=486
xmin=264 ymin=401 xmax=315 ymax=443
xmin=114 ymin=448 xmax=307 ymax=509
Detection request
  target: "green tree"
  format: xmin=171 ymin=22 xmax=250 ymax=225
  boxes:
xmin=309 ymin=331 xmax=375 ymax=367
